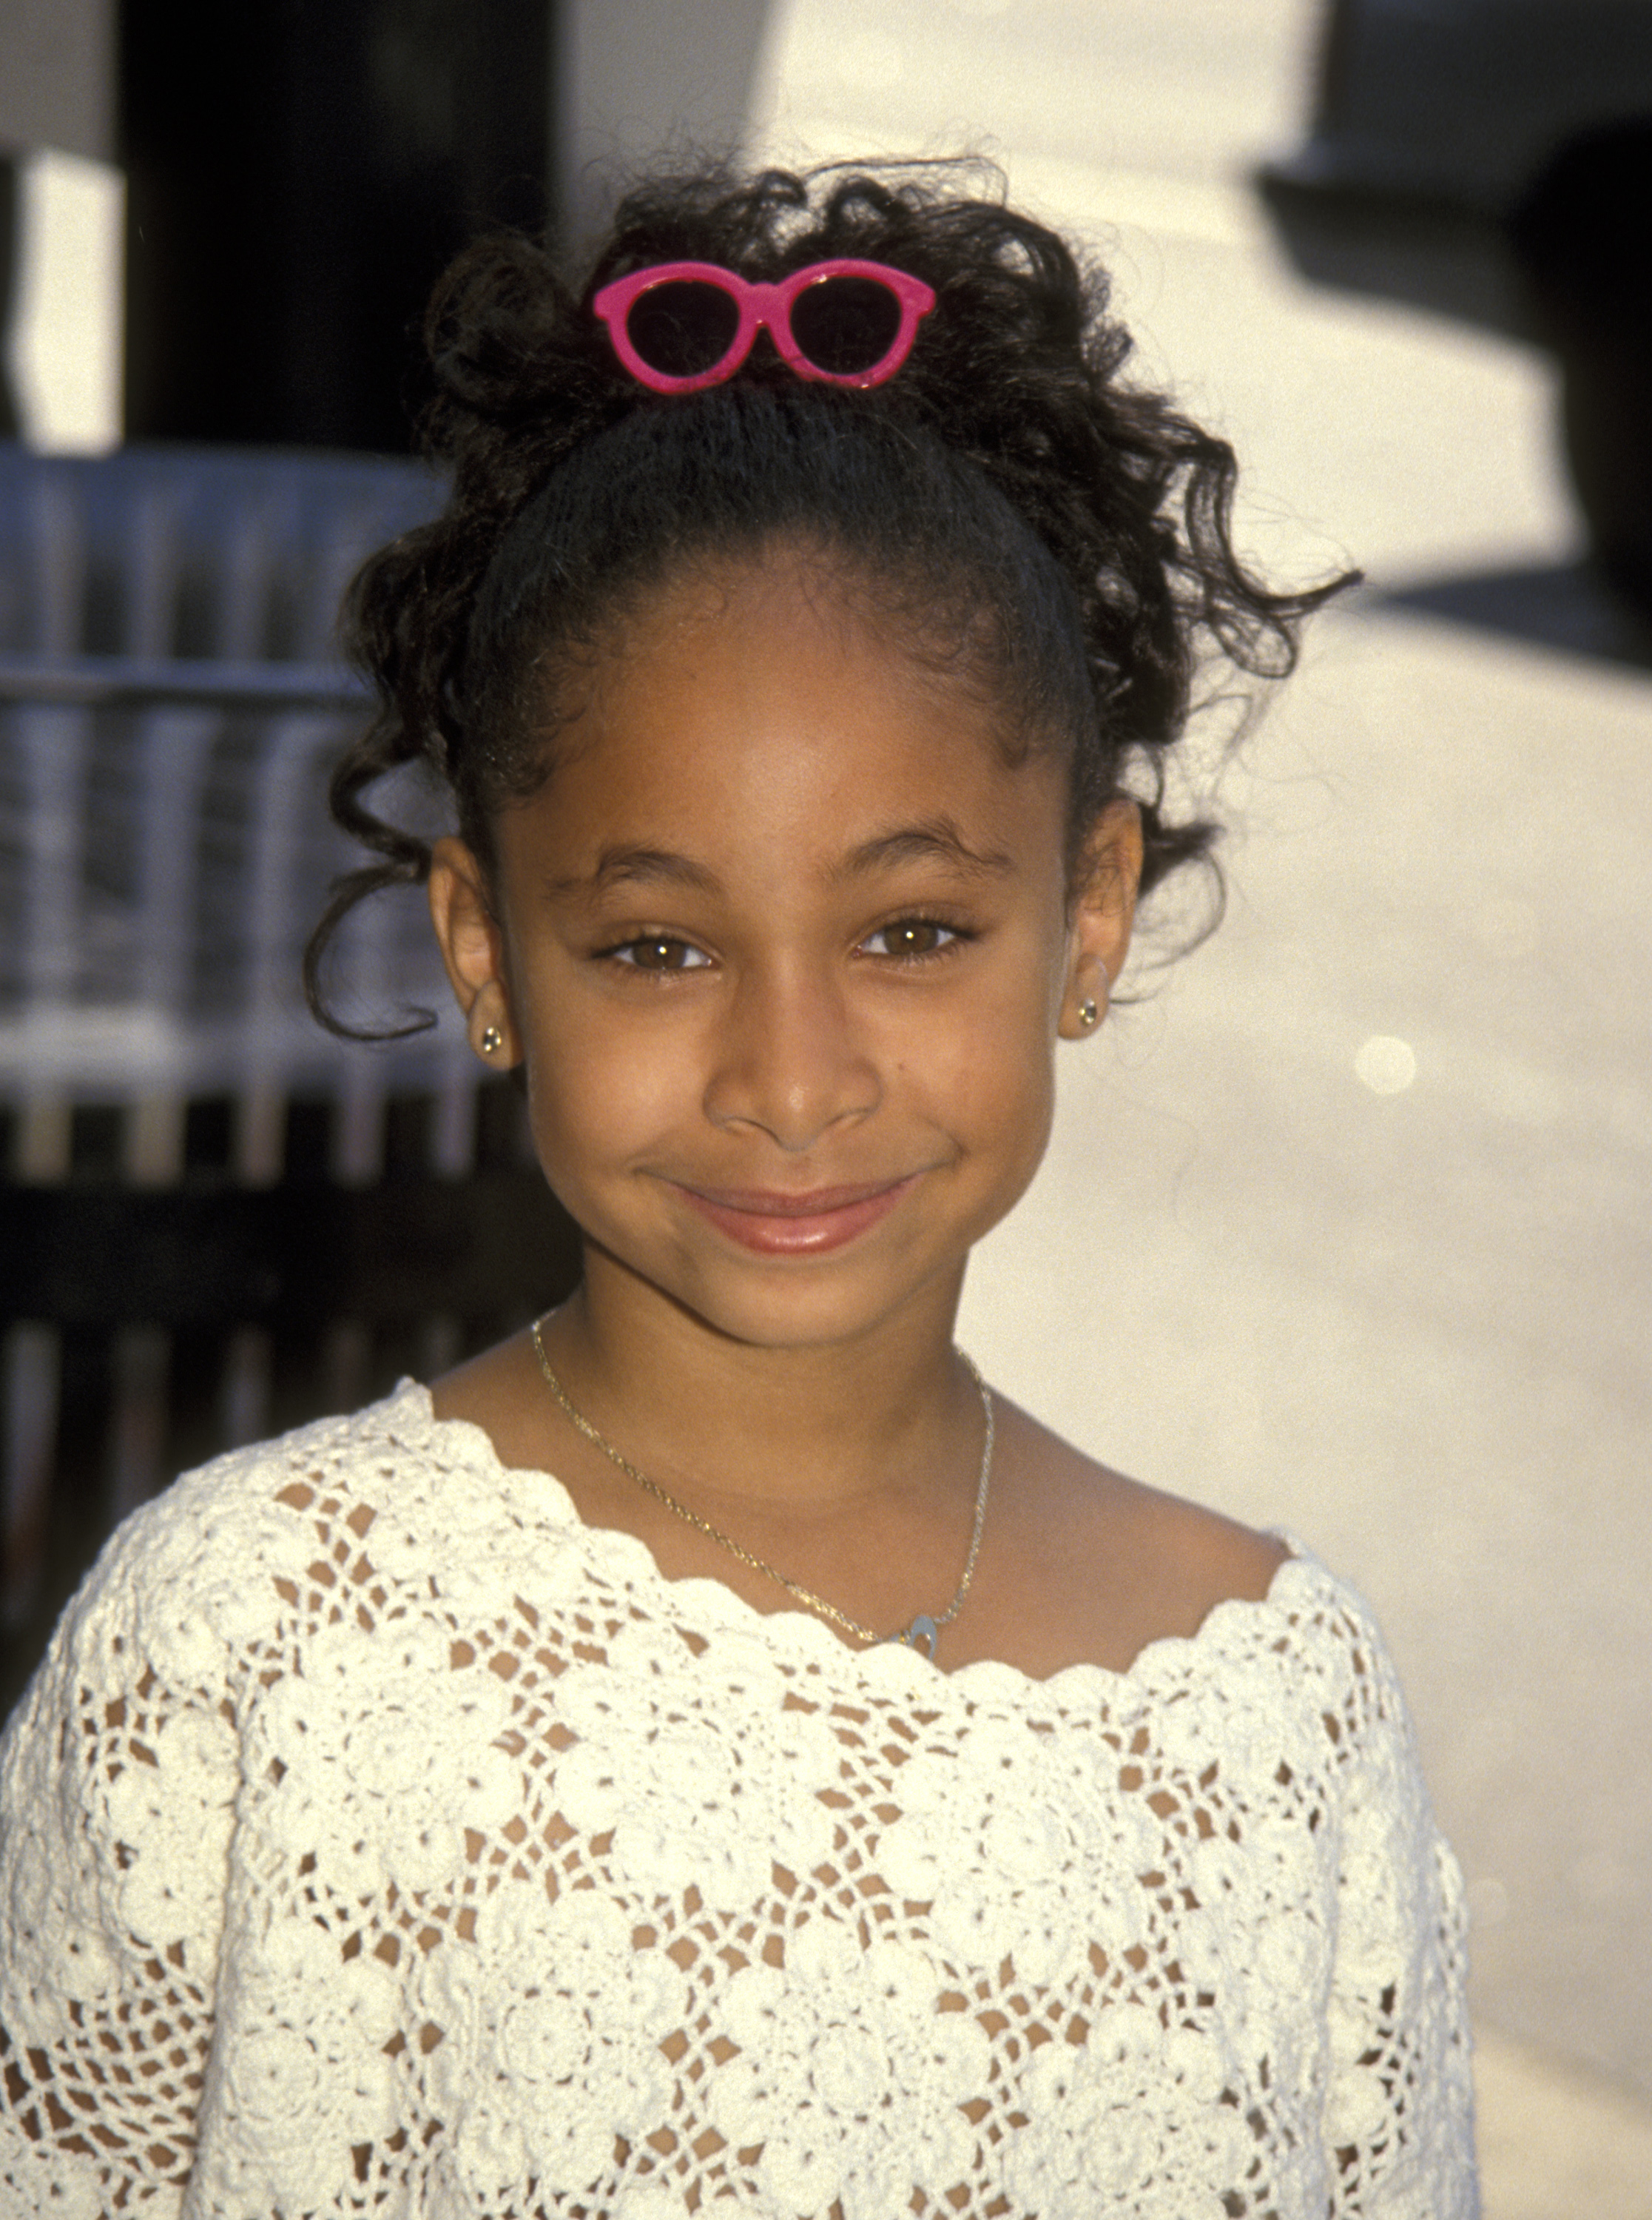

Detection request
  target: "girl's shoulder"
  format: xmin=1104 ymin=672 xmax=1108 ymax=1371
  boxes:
xmin=976 ymin=1416 xmax=1416 ymax=1775
xmin=968 ymin=1400 xmax=1303 ymax=1684
xmin=16 ymin=1384 xmax=548 ymax=1711
xmin=81 ymin=1380 xmax=452 ymax=1576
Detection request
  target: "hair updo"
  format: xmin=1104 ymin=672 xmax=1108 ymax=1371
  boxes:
xmin=306 ymin=160 xmax=1343 ymax=1036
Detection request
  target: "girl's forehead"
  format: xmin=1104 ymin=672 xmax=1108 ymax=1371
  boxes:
xmin=523 ymin=554 xmax=1067 ymax=869
xmin=596 ymin=545 xmax=945 ymax=704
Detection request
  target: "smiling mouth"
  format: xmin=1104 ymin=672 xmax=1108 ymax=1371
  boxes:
xmin=671 ymin=1175 xmax=920 ymax=1254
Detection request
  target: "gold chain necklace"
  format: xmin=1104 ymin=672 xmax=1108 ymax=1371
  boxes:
xmin=530 ymin=1318 xmax=993 ymax=1661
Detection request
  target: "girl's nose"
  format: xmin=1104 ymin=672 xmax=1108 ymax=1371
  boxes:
xmin=701 ymin=966 xmax=881 ymax=1151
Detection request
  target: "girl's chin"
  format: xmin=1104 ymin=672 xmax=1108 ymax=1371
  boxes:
xmin=576 ymin=1229 xmax=962 ymax=1355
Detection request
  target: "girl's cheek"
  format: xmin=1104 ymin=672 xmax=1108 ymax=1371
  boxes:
xmin=530 ymin=1020 xmax=693 ymax=1148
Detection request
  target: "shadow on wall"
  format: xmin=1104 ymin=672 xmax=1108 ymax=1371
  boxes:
xmin=1371 ymin=561 xmax=1652 ymax=671
xmin=1258 ymin=0 xmax=1652 ymax=660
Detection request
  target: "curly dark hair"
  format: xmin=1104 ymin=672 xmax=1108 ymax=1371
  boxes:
xmin=305 ymin=159 xmax=1346 ymax=1037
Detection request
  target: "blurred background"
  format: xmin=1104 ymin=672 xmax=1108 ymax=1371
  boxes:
xmin=1 ymin=2 xmax=1649 ymax=2210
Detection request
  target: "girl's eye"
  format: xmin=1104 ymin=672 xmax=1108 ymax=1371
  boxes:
xmin=860 ymin=919 xmax=965 ymax=961
xmin=608 ymin=935 xmax=712 ymax=972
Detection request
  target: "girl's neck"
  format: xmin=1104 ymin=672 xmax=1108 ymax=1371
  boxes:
xmin=534 ymin=1254 xmax=975 ymax=1517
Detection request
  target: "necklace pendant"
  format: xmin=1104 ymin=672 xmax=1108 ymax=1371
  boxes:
xmin=889 ymin=1612 xmax=940 ymax=1660
xmin=532 ymin=1322 xmax=991 ymax=1664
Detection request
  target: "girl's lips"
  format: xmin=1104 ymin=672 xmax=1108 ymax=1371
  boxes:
xmin=672 ymin=1176 xmax=919 ymax=1254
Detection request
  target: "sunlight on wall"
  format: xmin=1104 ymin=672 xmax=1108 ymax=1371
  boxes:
xmin=7 ymin=148 xmax=124 ymax=454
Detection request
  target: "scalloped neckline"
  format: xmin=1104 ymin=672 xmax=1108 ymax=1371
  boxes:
xmin=398 ymin=1379 xmax=1318 ymax=1701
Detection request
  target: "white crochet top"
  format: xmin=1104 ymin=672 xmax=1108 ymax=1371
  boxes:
xmin=1 ymin=1384 xmax=1476 ymax=2219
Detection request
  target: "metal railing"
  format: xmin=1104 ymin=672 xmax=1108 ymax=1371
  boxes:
xmin=0 ymin=445 xmax=578 ymax=1697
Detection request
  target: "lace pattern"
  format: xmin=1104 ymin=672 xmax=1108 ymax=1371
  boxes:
xmin=1 ymin=1385 xmax=1477 ymax=2217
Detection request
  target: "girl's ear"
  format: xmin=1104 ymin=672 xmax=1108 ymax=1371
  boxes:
xmin=1059 ymin=799 xmax=1143 ymax=1038
xmin=428 ymin=835 xmax=521 ymax=1069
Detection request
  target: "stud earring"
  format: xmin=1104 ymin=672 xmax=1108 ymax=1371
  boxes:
xmin=479 ymin=1023 xmax=504 ymax=1057
xmin=1076 ymin=998 xmax=1099 ymax=1030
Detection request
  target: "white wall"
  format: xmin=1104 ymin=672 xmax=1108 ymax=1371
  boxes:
xmin=556 ymin=0 xmax=776 ymax=251
xmin=0 ymin=0 xmax=115 ymax=161
xmin=0 ymin=0 xmax=121 ymax=452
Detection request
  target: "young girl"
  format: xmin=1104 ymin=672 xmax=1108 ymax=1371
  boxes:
xmin=0 ymin=164 xmax=1477 ymax=2216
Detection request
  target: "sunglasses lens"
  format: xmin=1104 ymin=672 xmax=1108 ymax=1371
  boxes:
xmin=789 ymin=275 xmax=904 ymax=375
xmin=623 ymin=280 xmax=742 ymax=379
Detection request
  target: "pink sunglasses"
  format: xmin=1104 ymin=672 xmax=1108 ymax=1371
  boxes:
xmin=592 ymin=258 xmax=937 ymax=393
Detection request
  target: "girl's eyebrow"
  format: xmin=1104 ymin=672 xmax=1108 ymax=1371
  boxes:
xmin=835 ymin=821 xmax=1015 ymax=881
xmin=550 ymin=845 xmax=721 ymax=897
xmin=550 ymin=821 xmax=1014 ymax=900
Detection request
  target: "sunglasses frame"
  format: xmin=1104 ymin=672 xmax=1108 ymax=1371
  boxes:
xmin=592 ymin=258 xmax=938 ymax=393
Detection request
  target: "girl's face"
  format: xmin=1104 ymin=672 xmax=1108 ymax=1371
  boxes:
xmin=431 ymin=551 xmax=1139 ymax=1353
